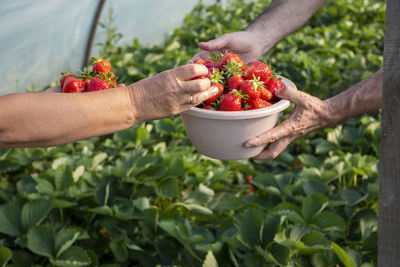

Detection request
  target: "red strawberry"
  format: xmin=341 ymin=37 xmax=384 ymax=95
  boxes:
xmin=205 ymin=60 xmax=217 ymax=69
xmin=82 ymin=79 xmax=91 ymax=90
xmin=204 ymin=83 xmax=224 ymax=105
xmin=219 ymin=53 xmax=244 ymax=69
xmin=265 ymin=77 xmax=284 ymax=97
xmin=239 ymin=76 xmax=264 ymax=102
xmin=218 ymin=92 xmax=243 ymax=111
xmin=245 ymin=175 xmax=253 ymax=184
xmin=248 ymin=98 xmax=272 ymax=110
xmin=194 ymin=58 xmax=206 ymax=65
xmin=244 ymin=61 xmax=272 ymax=83
xmin=63 ymin=77 xmax=85 ymax=93
xmin=60 ymin=73 xmax=74 ymax=88
xmin=202 ymin=105 xmax=213 ymax=110
xmin=190 ymin=75 xmax=207 ymax=80
xmin=92 ymin=58 xmax=112 ymax=75
xmin=260 ymin=86 xmax=273 ymax=101
xmin=227 ymin=75 xmax=244 ymax=92
xmin=86 ymin=77 xmax=110 ymax=92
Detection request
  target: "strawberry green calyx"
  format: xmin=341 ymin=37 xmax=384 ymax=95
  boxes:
xmin=77 ymin=67 xmax=95 ymax=80
xmin=223 ymin=59 xmax=243 ymax=79
xmin=251 ymin=74 xmax=264 ymax=90
xmin=208 ymin=68 xmax=223 ymax=84
xmin=89 ymin=56 xmax=102 ymax=66
xmin=209 ymin=52 xmax=223 ymax=63
xmin=60 ymin=71 xmax=71 ymax=77
xmin=230 ymin=89 xmax=248 ymax=100
xmin=98 ymin=72 xmax=116 ymax=88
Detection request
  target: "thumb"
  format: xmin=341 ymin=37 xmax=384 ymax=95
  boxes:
xmin=198 ymin=34 xmax=232 ymax=51
xmin=275 ymin=85 xmax=308 ymax=107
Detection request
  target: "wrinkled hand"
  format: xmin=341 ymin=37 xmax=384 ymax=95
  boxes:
xmin=192 ymin=31 xmax=265 ymax=64
xmin=244 ymin=85 xmax=334 ymax=160
xmin=128 ymin=64 xmax=218 ymax=122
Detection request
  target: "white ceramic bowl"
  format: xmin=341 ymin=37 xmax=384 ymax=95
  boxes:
xmin=181 ymin=76 xmax=296 ymax=160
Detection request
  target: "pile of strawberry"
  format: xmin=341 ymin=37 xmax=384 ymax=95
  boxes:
xmin=192 ymin=52 xmax=284 ymax=111
xmin=60 ymin=58 xmax=124 ymax=93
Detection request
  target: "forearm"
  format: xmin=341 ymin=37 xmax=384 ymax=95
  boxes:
xmin=246 ymin=0 xmax=327 ymax=53
xmin=0 ymin=87 xmax=137 ymax=148
xmin=325 ymin=68 xmax=383 ymax=126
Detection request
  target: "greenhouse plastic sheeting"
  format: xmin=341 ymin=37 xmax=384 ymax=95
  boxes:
xmin=0 ymin=0 xmax=215 ymax=96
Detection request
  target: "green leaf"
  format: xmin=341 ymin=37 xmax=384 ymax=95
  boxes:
xmin=0 ymin=203 xmax=21 ymax=236
xmin=156 ymin=178 xmax=179 ymax=198
xmin=109 ymin=240 xmax=128 ymax=262
xmin=340 ymin=187 xmax=365 ymax=206
xmin=0 ymin=247 xmax=12 ymax=267
xmin=133 ymin=197 xmax=150 ymax=211
xmin=158 ymin=220 xmax=201 ymax=261
xmin=167 ymin=157 xmax=185 ymax=177
xmin=51 ymin=198 xmax=75 ymax=208
xmin=311 ymin=253 xmax=329 ymax=267
xmin=27 ymin=225 xmax=55 ymax=258
xmin=183 ymin=203 xmax=213 ymax=216
xmin=261 ymin=216 xmax=280 ymax=247
xmin=331 ymin=242 xmax=357 ymax=267
xmin=301 ymin=232 xmax=330 ymax=247
xmin=55 ymin=165 xmax=74 ymax=191
xmin=312 ymin=211 xmax=346 ymax=232
xmin=192 ymin=183 xmax=215 ymax=204
xmin=91 ymin=152 xmax=108 ymax=170
xmin=10 ymin=250 xmax=35 ymax=266
xmin=202 ymin=250 xmax=218 ymax=267
xmin=235 ymin=208 xmax=264 ymax=247
xmin=55 ymin=228 xmax=81 ymax=258
xmin=87 ymin=205 xmax=113 ymax=216
xmin=52 ymin=246 xmax=91 ymax=267
xmin=298 ymin=154 xmax=322 ymax=166
xmin=21 ymin=199 xmax=52 ymax=232
xmin=301 ymin=193 xmax=328 ymax=223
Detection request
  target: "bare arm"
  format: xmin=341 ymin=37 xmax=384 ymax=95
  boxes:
xmin=246 ymin=0 xmax=328 ymax=54
xmin=245 ymin=68 xmax=382 ymax=159
xmin=195 ymin=0 xmax=327 ymax=62
xmin=0 ymin=64 xmax=217 ymax=148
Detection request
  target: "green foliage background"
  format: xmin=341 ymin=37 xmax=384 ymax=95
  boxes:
xmin=0 ymin=0 xmax=383 ymax=266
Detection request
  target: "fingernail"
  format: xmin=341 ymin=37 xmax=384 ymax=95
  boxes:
xmin=244 ymin=140 xmax=256 ymax=147
xmin=210 ymin=86 xmax=218 ymax=94
xmin=275 ymin=89 xmax=283 ymax=96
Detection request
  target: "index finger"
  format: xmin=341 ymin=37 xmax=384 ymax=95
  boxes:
xmin=244 ymin=119 xmax=294 ymax=147
xmin=175 ymin=64 xmax=209 ymax=80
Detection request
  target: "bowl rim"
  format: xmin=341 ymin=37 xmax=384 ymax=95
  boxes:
xmin=182 ymin=75 xmax=296 ymax=120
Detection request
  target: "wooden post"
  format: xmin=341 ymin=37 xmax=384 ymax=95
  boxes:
xmin=379 ymin=0 xmax=400 ymax=266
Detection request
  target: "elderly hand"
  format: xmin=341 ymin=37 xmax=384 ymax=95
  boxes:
xmin=127 ymin=64 xmax=218 ymax=123
xmin=191 ymin=31 xmax=265 ymax=64
xmin=244 ymin=85 xmax=334 ymax=160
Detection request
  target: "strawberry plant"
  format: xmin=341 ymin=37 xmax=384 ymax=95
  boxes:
xmin=0 ymin=0 xmax=383 ymax=266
